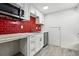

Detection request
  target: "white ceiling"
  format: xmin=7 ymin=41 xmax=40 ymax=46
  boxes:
xmin=31 ymin=3 xmax=78 ymax=15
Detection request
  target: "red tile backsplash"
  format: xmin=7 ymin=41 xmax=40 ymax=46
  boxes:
xmin=0 ymin=16 xmax=41 ymax=35
xmin=35 ymin=24 xmax=41 ymax=31
xmin=0 ymin=18 xmax=22 ymax=34
xmin=21 ymin=21 xmax=31 ymax=32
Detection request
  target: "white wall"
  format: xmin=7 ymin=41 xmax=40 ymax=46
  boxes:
xmin=44 ymin=9 xmax=79 ymax=50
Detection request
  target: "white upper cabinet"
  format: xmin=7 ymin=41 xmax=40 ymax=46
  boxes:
xmin=23 ymin=4 xmax=30 ymax=20
xmin=30 ymin=6 xmax=36 ymax=15
xmin=29 ymin=5 xmax=44 ymax=24
xmin=36 ymin=10 xmax=44 ymax=24
xmin=16 ymin=4 xmax=44 ymax=22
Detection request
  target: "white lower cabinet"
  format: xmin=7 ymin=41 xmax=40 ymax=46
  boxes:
xmin=28 ymin=33 xmax=44 ymax=56
xmin=29 ymin=35 xmax=37 ymax=56
xmin=20 ymin=33 xmax=44 ymax=56
xmin=36 ymin=34 xmax=44 ymax=52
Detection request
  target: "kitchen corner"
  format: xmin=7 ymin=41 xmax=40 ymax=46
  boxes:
xmin=0 ymin=3 xmax=45 ymax=56
xmin=0 ymin=2 xmax=79 ymax=56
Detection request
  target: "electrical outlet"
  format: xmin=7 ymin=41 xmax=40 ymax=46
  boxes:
xmin=36 ymin=27 xmax=38 ymax=29
xmin=21 ymin=25 xmax=23 ymax=29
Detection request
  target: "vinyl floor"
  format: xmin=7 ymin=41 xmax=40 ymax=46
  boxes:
xmin=35 ymin=45 xmax=79 ymax=56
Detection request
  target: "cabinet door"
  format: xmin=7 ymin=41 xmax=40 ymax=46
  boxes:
xmin=36 ymin=10 xmax=44 ymax=24
xmin=30 ymin=6 xmax=36 ymax=15
xmin=40 ymin=34 xmax=44 ymax=48
xmin=37 ymin=36 xmax=42 ymax=51
xmin=23 ymin=4 xmax=30 ymax=20
xmin=36 ymin=34 xmax=44 ymax=52
xmin=35 ymin=35 xmax=40 ymax=52
xmin=39 ymin=13 xmax=45 ymax=24
xmin=29 ymin=35 xmax=37 ymax=56
xmin=36 ymin=10 xmax=40 ymax=17
xmin=28 ymin=34 xmax=44 ymax=56
xmin=39 ymin=34 xmax=44 ymax=49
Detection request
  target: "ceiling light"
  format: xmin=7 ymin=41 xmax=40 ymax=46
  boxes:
xmin=43 ymin=6 xmax=48 ymax=10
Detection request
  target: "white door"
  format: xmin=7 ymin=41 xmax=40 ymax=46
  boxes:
xmin=48 ymin=27 xmax=61 ymax=46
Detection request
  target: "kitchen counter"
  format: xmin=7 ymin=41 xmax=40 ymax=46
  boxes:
xmin=0 ymin=31 xmax=46 ymax=56
xmin=0 ymin=33 xmax=36 ymax=43
xmin=0 ymin=31 xmax=47 ymax=44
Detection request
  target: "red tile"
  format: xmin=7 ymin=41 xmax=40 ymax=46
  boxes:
xmin=0 ymin=16 xmax=41 ymax=35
